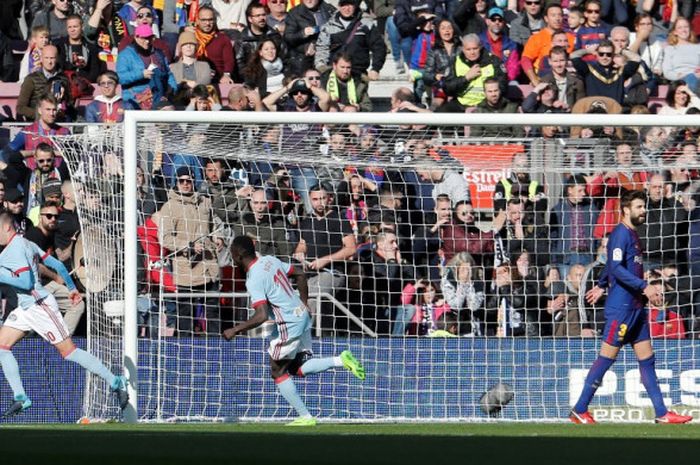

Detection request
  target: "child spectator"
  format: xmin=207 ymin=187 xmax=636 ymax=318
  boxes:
xmin=19 ymin=26 xmax=50 ymax=84
xmin=402 ymin=279 xmax=451 ymax=336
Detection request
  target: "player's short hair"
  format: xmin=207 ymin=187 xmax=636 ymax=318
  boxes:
xmin=0 ymin=212 xmax=14 ymax=228
xmin=620 ymin=189 xmax=646 ymax=211
xmin=231 ymin=235 xmax=256 ymax=258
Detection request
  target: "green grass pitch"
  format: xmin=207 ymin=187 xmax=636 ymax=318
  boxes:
xmin=3 ymin=422 xmax=700 ymax=465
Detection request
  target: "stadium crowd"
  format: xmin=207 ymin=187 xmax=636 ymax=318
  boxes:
xmin=0 ymin=0 xmax=699 ymax=339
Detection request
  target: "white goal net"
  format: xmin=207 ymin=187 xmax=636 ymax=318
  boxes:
xmin=52 ymin=111 xmax=700 ymax=423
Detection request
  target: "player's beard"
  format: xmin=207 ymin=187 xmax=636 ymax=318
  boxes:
xmin=631 ymin=212 xmax=646 ymax=226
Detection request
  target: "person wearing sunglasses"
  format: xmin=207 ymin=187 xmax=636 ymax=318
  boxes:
xmin=117 ymin=0 xmax=159 ymax=37
xmin=117 ymin=5 xmax=173 ymax=62
xmin=478 ymin=7 xmax=520 ymax=82
xmin=509 ymin=0 xmax=543 ymax=46
xmin=20 ymin=143 xmax=69 ymax=217
xmin=574 ymin=0 xmax=611 ymax=62
xmin=571 ymin=39 xmax=641 ymax=105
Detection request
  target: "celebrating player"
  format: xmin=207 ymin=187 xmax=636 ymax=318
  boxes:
xmin=0 ymin=213 xmax=128 ymax=417
xmin=224 ymin=235 xmax=365 ymax=426
xmin=570 ymin=191 xmax=692 ymax=424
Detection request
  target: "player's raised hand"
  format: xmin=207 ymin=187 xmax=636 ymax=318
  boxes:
xmin=585 ymin=286 xmax=605 ymax=304
xmin=69 ymin=290 xmax=83 ymax=306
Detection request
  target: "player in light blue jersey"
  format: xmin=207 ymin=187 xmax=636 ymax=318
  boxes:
xmin=0 ymin=213 xmax=128 ymax=417
xmin=224 ymin=235 xmax=365 ymax=426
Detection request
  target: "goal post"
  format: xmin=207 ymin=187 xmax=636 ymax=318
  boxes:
xmin=53 ymin=110 xmax=700 ymax=423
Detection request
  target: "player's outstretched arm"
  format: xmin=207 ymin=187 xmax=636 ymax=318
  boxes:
xmin=223 ymin=303 xmax=269 ymax=340
xmin=289 ymin=266 xmax=309 ymax=307
xmin=42 ymin=255 xmax=78 ymax=292
xmin=0 ymin=266 xmax=33 ymax=290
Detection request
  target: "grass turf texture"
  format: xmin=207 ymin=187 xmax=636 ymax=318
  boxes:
xmin=2 ymin=423 xmax=700 ymax=465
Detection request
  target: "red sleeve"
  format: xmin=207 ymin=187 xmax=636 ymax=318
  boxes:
xmin=251 ymin=299 xmax=267 ymax=309
xmin=287 ymin=265 xmax=294 ymax=277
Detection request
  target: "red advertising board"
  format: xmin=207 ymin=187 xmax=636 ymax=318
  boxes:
xmin=436 ymin=144 xmax=526 ymax=211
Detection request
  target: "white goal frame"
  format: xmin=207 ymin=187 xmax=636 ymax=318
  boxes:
xmin=122 ymin=110 xmax=700 ymax=423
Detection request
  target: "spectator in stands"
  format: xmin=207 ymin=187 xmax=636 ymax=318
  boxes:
xmin=441 ymin=251 xmax=486 ymax=335
xmin=423 ymin=18 xmax=459 ymax=109
xmin=402 ymin=278 xmax=450 ymax=336
xmin=234 ymin=188 xmax=294 ymax=259
xmin=321 ymin=53 xmax=372 ymax=112
xmin=56 ymin=14 xmax=106 ymax=83
xmin=3 ymin=188 xmax=30 ymax=234
xmin=158 ymin=166 xmax=221 ymax=336
xmin=639 ymin=172 xmax=689 ymax=271
xmin=453 ymin=0 xmax=487 ymax=35
xmin=442 ymin=33 xmax=507 ymax=112
xmin=405 ymin=8 xmax=434 ymax=102
xmin=393 ymin=0 xmax=437 ymax=74
xmin=284 ymin=0 xmax=336 ymax=76
xmin=85 ymin=71 xmax=130 ymax=123
xmin=19 ymin=25 xmax=50 ymax=84
xmin=441 ymin=199 xmax=494 ymax=265
xmin=315 ymin=0 xmax=385 ymax=80
xmin=185 ymin=84 xmax=222 ymax=111
xmin=479 ymin=7 xmax=520 ymax=83
xmin=412 ymin=193 xmax=451 ymax=279
xmin=470 ymin=78 xmax=522 ymax=137
xmin=522 ymin=81 xmax=566 ymax=113
xmin=234 ymin=2 xmax=286 ymax=75
xmin=224 ymin=84 xmax=264 ymax=111
xmin=415 ymin=164 xmax=471 ymax=205
xmin=546 ymin=264 xmax=595 ymax=337
xmin=267 ymin=0 xmax=288 ymax=33
xmin=534 ymin=30 xmax=569 ymax=77
xmin=571 ymin=40 xmax=641 ymax=105
xmin=186 ymin=5 xmax=235 ymax=84
xmin=16 ymin=44 xmax=71 ymax=122
xmin=610 ymin=26 xmax=654 ymax=108
xmin=293 ymin=183 xmax=357 ymax=329
xmin=493 ymin=152 xmax=547 ymax=220
xmin=31 ymin=0 xmax=75 ymax=42
xmin=550 ymin=174 xmax=600 ymax=277
xmin=263 ymin=76 xmax=331 ymax=112
xmin=639 ymin=126 xmax=668 ymax=168
xmin=3 ymin=94 xmax=70 ymax=166
xmin=242 ymin=39 xmax=286 ymax=97
xmin=118 ymin=4 xmax=173 ymax=61
xmin=207 ymin=0 xmax=250 ymax=33
xmin=359 ymin=231 xmax=414 ymax=334
xmin=567 ymin=6 xmax=584 ymax=34
xmin=117 ymin=0 xmax=159 ymax=37
xmin=116 ymin=24 xmax=178 ymax=110
xmin=575 ymin=0 xmax=611 ymax=54
xmin=493 ymin=197 xmax=549 ymax=266
xmin=521 ymin=3 xmax=574 ymax=86
xmin=24 ymin=202 xmax=85 ymax=335
xmin=536 ymin=46 xmax=585 ymax=110
xmin=486 ymin=259 xmax=539 ymax=337
xmin=661 ymin=17 xmax=700 ymax=92
xmin=659 ymin=80 xmax=700 ymax=116
xmin=629 ymin=13 xmax=663 ymax=77
xmin=19 ymin=143 xmax=69 ymax=216
xmin=374 ymin=0 xmax=403 ymax=75
xmin=509 ymin=0 xmax=544 ymax=46
xmin=170 ymin=31 xmax=212 ymax=88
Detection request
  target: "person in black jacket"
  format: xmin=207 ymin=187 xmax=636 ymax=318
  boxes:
xmin=394 ymin=0 xmax=440 ymax=69
xmin=56 ymin=14 xmax=106 ymax=83
xmin=233 ymin=2 xmax=286 ymax=79
xmin=314 ymin=0 xmax=386 ymax=80
xmin=283 ymin=0 xmax=336 ymax=76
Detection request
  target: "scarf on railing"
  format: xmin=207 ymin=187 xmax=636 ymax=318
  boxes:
xmin=326 ymin=71 xmax=357 ymax=105
xmin=195 ymin=27 xmax=215 ymax=58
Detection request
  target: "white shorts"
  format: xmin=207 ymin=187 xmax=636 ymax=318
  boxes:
xmin=4 ymin=294 xmax=70 ymax=344
xmin=268 ymin=327 xmax=312 ymax=361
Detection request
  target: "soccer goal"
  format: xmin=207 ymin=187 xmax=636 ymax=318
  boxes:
xmin=52 ymin=110 xmax=700 ymax=423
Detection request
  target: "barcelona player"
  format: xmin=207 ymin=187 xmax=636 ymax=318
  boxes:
xmin=224 ymin=235 xmax=365 ymax=426
xmin=571 ymin=190 xmax=692 ymax=424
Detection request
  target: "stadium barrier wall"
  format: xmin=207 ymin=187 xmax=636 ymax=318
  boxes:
xmin=4 ymin=337 xmax=699 ymax=423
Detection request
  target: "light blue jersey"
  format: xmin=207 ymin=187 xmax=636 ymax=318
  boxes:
xmin=246 ymin=255 xmax=311 ymax=344
xmin=0 ymin=234 xmax=76 ymax=310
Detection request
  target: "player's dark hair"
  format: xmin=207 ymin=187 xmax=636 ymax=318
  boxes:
xmin=231 ymin=235 xmax=256 ymax=258
xmin=620 ymin=189 xmax=646 ymax=212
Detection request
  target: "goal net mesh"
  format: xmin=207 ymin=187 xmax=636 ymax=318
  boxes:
xmin=53 ymin=117 xmax=700 ymax=422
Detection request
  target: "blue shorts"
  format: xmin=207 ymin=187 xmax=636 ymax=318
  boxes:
xmin=602 ymin=307 xmax=650 ymax=347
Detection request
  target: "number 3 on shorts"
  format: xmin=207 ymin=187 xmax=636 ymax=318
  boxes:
xmin=617 ymin=324 xmax=627 ymax=341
